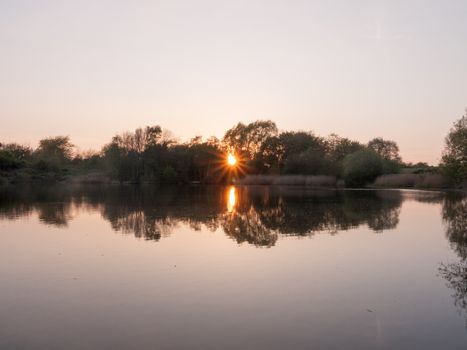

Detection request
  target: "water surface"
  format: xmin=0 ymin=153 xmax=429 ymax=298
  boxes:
xmin=0 ymin=186 xmax=466 ymax=349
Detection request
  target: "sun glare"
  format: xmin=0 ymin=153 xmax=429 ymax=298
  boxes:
xmin=227 ymin=153 xmax=237 ymax=166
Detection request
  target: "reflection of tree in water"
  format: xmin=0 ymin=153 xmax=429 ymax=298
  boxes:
xmin=108 ymin=211 xmax=176 ymax=241
xmin=4 ymin=185 xmax=467 ymax=325
xmin=439 ymin=262 xmax=467 ymax=314
xmin=442 ymin=195 xmax=467 ymax=260
xmin=0 ymin=187 xmax=75 ymax=226
xmin=0 ymin=185 xmax=411 ymax=247
xmin=439 ymin=195 xmax=467 ymax=323
xmin=222 ymin=208 xmax=278 ymax=247
xmin=37 ymin=202 xmax=74 ymax=227
xmin=96 ymin=186 xmax=222 ymax=241
xmin=230 ymin=187 xmax=402 ymax=238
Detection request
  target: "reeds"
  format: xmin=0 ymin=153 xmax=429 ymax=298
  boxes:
xmin=238 ymin=175 xmax=337 ymax=187
xmin=373 ymin=173 xmax=447 ymax=189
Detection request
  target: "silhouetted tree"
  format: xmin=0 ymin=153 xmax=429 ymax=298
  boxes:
xmin=0 ymin=143 xmax=29 ymax=170
xmin=257 ymin=131 xmax=327 ymax=174
xmin=343 ymin=149 xmax=383 ymax=187
xmin=325 ymin=134 xmax=364 ymax=176
xmin=368 ymin=137 xmax=402 ymax=174
xmin=0 ymin=121 xmax=421 ymax=185
xmin=441 ymin=111 xmax=467 ymax=186
xmin=36 ymin=136 xmax=73 ymax=162
xmin=32 ymin=136 xmax=74 ymax=172
xmin=368 ymin=137 xmax=401 ymax=162
xmin=223 ymin=120 xmax=278 ymax=160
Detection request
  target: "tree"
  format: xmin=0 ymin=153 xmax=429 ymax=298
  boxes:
xmin=186 ymin=137 xmax=223 ymax=183
xmin=0 ymin=150 xmax=23 ymax=170
xmin=223 ymin=120 xmax=278 ymax=160
xmin=36 ymin=136 xmax=74 ymax=161
xmin=325 ymin=134 xmax=364 ymax=176
xmin=109 ymin=126 xmax=163 ymax=154
xmin=0 ymin=143 xmax=32 ymax=162
xmin=367 ymin=137 xmax=401 ymax=162
xmin=283 ymin=148 xmax=330 ymax=175
xmin=343 ymin=149 xmax=383 ymax=187
xmin=144 ymin=126 xmax=162 ymax=147
xmin=102 ymin=126 xmax=165 ymax=182
xmin=0 ymin=143 xmax=32 ymax=170
xmin=34 ymin=136 xmax=74 ymax=171
xmin=257 ymin=131 xmax=326 ymax=173
xmin=441 ymin=111 xmax=467 ymax=186
xmin=368 ymin=137 xmax=402 ymax=174
xmin=326 ymin=134 xmax=363 ymax=161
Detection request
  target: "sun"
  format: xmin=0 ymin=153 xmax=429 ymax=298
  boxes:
xmin=227 ymin=153 xmax=237 ymax=166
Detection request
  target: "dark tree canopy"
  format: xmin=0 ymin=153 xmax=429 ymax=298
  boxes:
xmin=343 ymin=149 xmax=383 ymax=187
xmin=257 ymin=131 xmax=326 ymax=173
xmin=368 ymin=137 xmax=401 ymax=162
xmin=223 ymin=120 xmax=278 ymax=159
xmin=441 ymin=112 xmax=467 ymax=186
xmin=2 ymin=116 xmax=460 ymax=187
xmin=36 ymin=136 xmax=74 ymax=162
xmin=326 ymin=134 xmax=364 ymax=162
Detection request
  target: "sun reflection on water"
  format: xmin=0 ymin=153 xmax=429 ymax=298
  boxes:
xmin=227 ymin=186 xmax=237 ymax=213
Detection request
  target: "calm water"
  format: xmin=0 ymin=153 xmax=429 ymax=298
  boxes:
xmin=0 ymin=185 xmax=466 ymax=349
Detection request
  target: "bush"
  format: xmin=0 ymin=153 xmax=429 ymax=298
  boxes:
xmin=161 ymin=166 xmax=178 ymax=184
xmin=283 ymin=149 xmax=331 ymax=175
xmin=33 ymin=159 xmax=60 ymax=173
xmin=382 ymin=159 xmax=401 ymax=174
xmin=343 ymin=149 xmax=383 ymax=187
xmin=0 ymin=150 xmax=24 ymax=170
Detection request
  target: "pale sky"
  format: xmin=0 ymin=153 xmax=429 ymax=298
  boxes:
xmin=0 ymin=0 xmax=466 ymax=164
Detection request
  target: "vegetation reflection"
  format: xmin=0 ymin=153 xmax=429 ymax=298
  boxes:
xmin=0 ymin=186 xmax=441 ymax=248
xmin=439 ymin=194 xmax=467 ymax=325
xmin=1 ymin=185 xmax=465 ymax=327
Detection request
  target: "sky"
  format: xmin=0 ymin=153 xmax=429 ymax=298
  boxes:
xmin=0 ymin=0 xmax=466 ymax=164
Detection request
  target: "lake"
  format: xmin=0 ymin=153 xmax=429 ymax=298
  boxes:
xmin=0 ymin=185 xmax=466 ymax=349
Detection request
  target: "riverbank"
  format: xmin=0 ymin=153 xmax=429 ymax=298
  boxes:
xmin=236 ymin=174 xmax=459 ymax=191
xmin=2 ymin=170 xmax=463 ymax=192
xmin=0 ymin=169 xmax=111 ymax=186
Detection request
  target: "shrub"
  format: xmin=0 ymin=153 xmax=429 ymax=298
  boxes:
xmin=161 ymin=166 xmax=177 ymax=184
xmin=33 ymin=159 xmax=61 ymax=173
xmin=283 ymin=149 xmax=330 ymax=175
xmin=0 ymin=150 xmax=24 ymax=170
xmin=382 ymin=159 xmax=401 ymax=174
xmin=343 ymin=149 xmax=383 ymax=187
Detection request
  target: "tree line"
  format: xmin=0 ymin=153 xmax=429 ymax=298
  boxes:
xmin=0 ymin=111 xmax=465 ymax=187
